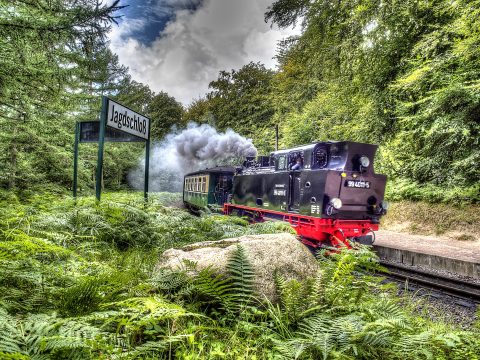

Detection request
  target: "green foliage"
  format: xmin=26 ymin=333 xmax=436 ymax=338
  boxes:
xmin=0 ymin=192 xmax=479 ymax=358
xmin=271 ymin=247 xmax=480 ymax=360
xmin=185 ymin=62 xmax=276 ymax=153
xmin=0 ymin=2 xmax=185 ymax=195
xmin=384 ymin=0 xmax=480 ymax=189
xmin=226 ymin=245 xmax=255 ymax=309
xmin=0 ymin=0 xmax=131 ymax=192
xmin=183 ymin=0 xmax=480 ymax=203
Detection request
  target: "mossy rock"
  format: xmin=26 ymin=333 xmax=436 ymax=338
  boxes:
xmin=157 ymin=233 xmax=319 ymax=302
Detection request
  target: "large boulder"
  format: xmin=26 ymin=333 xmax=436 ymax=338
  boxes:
xmin=157 ymin=233 xmax=319 ymax=301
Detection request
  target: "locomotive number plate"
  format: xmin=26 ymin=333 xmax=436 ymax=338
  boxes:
xmin=345 ymin=180 xmax=370 ymax=189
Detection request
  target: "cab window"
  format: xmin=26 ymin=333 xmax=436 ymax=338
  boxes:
xmin=277 ymin=155 xmax=286 ymax=170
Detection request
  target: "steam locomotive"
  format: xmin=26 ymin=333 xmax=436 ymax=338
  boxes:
xmin=183 ymin=141 xmax=388 ymax=248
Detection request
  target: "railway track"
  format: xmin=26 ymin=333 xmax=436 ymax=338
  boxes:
xmin=378 ymin=261 xmax=480 ymax=305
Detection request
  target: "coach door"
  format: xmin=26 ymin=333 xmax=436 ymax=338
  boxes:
xmin=289 ymin=173 xmax=301 ymax=212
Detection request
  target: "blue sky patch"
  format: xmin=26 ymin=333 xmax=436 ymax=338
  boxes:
xmin=119 ymin=0 xmax=204 ymax=45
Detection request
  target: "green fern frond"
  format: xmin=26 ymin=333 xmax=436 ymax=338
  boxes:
xmin=151 ymin=268 xmax=190 ymax=294
xmin=194 ymin=267 xmax=232 ymax=309
xmin=0 ymin=309 xmax=23 ymax=355
xmin=273 ymin=270 xmax=287 ymax=298
xmin=0 ymin=352 xmax=29 ymax=360
xmin=226 ymin=245 xmax=255 ymax=309
xmin=305 ymin=268 xmax=324 ymax=309
xmin=110 ymin=335 xmax=189 ymax=359
xmin=58 ymin=277 xmax=102 ymax=316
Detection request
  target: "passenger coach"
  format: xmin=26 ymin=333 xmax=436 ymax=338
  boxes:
xmin=183 ymin=167 xmax=235 ymax=210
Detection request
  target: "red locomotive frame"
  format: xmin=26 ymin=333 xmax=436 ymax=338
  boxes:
xmin=224 ymin=203 xmax=378 ymax=248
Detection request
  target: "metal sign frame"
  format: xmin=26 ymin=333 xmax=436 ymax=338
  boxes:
xmin=73 ymin=96 xmax=151 ymax=201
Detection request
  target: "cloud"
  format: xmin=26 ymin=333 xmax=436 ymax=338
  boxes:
xmin=109 ymin=0 xmax=300 ymax=105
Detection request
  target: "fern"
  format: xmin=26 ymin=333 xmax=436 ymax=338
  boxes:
xmin=0 ymin=309 xmax=22 ymax=355
xmin=1 ymin=192 xmax=479 ymax=358
xmin=193 ymin=266 xmax=232 ymax=310
xmin=273 ymin=273 xmax=307 ymax=324
xmin=110 ymin=335 xmax=188 ymax=359
xmin=58 ymin=276 xmax=102 ymax=316
xmin=226 ymin=245 xmax=255 ymax=310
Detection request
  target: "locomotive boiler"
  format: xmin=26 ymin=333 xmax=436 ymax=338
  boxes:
xmin=183 ymin=141 xmax=388 ymax=248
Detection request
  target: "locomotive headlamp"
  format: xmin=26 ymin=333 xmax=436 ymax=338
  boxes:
xmin=330 ymin=198 xmax=343 ymax=209
xmin=359 ymin=156 xmax=370 ymax=168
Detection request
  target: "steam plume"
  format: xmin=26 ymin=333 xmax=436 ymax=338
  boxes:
xmin=128 ymin=122 xmax=257 ymax=192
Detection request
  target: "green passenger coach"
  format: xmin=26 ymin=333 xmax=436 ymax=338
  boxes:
xmin=183 ymin=167 xmax=235 ymax=210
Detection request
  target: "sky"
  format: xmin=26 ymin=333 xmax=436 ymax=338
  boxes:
xmin=108 ymin=0 xmax=300 ymax=105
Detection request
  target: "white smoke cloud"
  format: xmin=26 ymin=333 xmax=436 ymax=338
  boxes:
xmin=128 ymin=122 xmax=257 ymax=191
xmin=109 ymin=0 xmax=300 ymax=104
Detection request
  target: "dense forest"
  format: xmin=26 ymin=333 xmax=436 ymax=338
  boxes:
xmin=1 ymin=1 xmax=480 ymax=358
xmin=1 ymin=0 xmax=478 ymax=202
xmin=187 ymin=0 xmax=480 ymax=203
xmin=0 ymin=0 xmax=184 ymax=196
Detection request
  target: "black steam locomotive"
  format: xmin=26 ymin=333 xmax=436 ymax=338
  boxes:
xmin=183 ymin=141 xmax=388 ymax=248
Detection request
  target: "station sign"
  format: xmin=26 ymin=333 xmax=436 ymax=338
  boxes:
xmin=79 ymin=121 xmax=145 ymax=143
xmin=107 ymin=99 xmax=150 ymax=140
xmin=73 ymin=96 xmax=152 ymax=202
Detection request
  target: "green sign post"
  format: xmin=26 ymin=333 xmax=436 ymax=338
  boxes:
xmin=73 ymin=96 xmax=151 ymax=201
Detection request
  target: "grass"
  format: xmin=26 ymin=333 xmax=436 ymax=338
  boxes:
xmin=381 ymin=200 xmax=480 ymax=240
xmin=0 ymin=191 xmax=479 ymax=359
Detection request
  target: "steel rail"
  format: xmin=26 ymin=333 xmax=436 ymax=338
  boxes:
xmin=378 ymin=261 xmax=480 ymax=303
